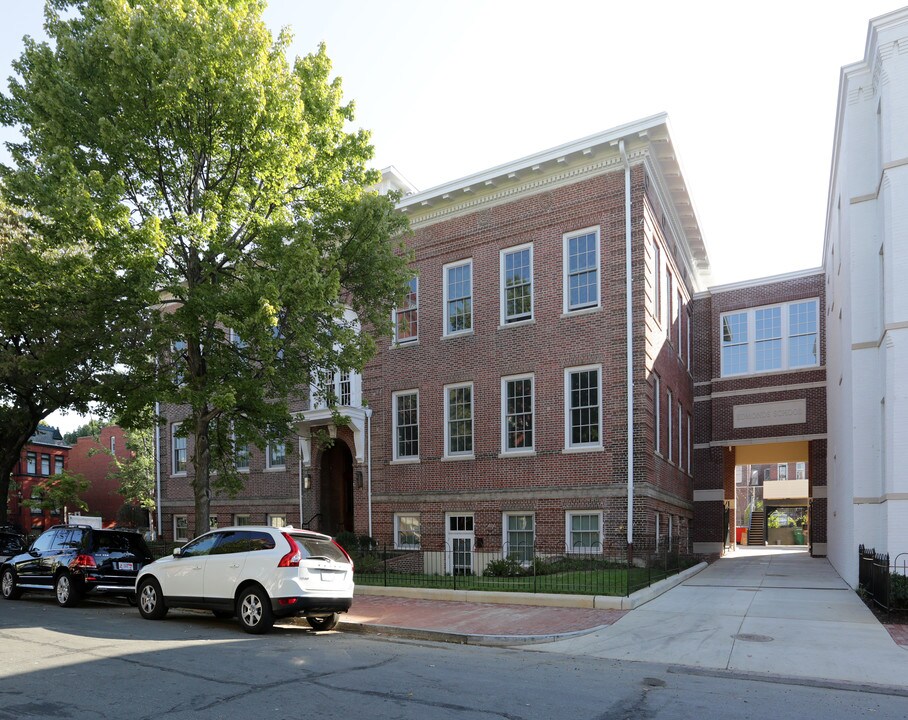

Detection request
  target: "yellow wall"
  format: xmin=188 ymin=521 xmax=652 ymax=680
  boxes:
xmin=733 ymin=441 xmax=809 ymax=465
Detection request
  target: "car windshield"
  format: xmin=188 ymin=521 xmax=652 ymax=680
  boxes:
xmin=290 ymin=534 xmax=350 ymax=564
xmin=89 ymin=532 xmax=151 ymax=557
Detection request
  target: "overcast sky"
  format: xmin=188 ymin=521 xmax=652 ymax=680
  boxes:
xmin=0 ymin=1 xmax=897 ymax=432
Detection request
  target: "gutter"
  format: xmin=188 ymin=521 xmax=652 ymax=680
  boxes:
xmin=619 ymin=139 xmax=634 ymax=550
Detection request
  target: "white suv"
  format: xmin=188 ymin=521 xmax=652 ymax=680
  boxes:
xmin=135 ymin=526 xmax=354 ymax=634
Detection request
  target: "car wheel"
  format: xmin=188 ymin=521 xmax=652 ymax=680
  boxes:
xmin=236 ymin=586 xmax=273 ymax=634
xmin=306 ymin=613 xmax=339 ymax=631
xmin=211 ymin=609 xmax=234 ymax=619
xmin=55 ymin=572 xmax=82 ymax=608
xmin=1 ymin=567 xmax=21 ymax=600
xmin=137 ymin=578 xmax=168 ymax=620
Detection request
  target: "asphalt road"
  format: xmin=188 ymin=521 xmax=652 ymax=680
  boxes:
xmin=1 ymin=596 xmax=907 ymax=720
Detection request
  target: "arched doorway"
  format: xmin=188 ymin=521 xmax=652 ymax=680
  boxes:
xmin=319 ymin=443 xmax=354 ymax=536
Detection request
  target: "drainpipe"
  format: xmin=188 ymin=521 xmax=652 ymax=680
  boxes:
xmin=154 ymin=400 xmax=162 ymax=540
xmin=365 ymin=407 xmax=373 ymax=537
xmin=619 ymin=139 xmax=634 ymax=554
xmin=297 ymin=436 xmax=304 ymax=528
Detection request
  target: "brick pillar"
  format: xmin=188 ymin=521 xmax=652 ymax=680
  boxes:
xmin=809 ymin=439 xmax=828 ymax=557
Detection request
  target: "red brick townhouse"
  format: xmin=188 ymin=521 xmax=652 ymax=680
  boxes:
xmin=66 ymin=425 xmax=133 ymax=528
xmin=156 ymin=113 xmax=828 ymax=563
xmin=7 ymin=425 xmax=70 ymax=534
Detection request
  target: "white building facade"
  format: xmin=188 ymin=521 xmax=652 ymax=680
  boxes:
xmin=825 ymin=7 xmax=908 ymax=585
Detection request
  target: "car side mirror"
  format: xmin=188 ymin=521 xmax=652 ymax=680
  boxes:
xmin=172 ymin=547 xmax=183 ymax=558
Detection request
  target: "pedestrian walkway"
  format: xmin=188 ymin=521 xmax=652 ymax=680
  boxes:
xmin=532 ymin=546 xmax=908 ymax=687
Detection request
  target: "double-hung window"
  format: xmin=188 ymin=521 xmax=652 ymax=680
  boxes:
xmin=565 ymin=365 xmax=602 ymax=449
xmin=394 ymin=513 xmax=421 ymax=549
xmin=444 ymin=260 xmax=473 ymax=335
xmin=501 ymin=244 xmax=533 ymax=324
xmin=444 ymin=383 xmax=474 ymax=457
xmin=653 ymin=242 xmax=662 ymax=323
xmin=54 ymin=456 xmax=64 ymax=475
xmin=172 ymin=423 xmax=187 ymax=475
xmin=392 ymin=390 xmax=419 ymax=460
xmin=564 ymin=228 xmax=600 ymax=312
xmin=234 ymin=439 xmax=250 ymax=471
xmin=41 ymin=454 xmax=50 ymax=475
xmin=667 ymin=390 xmax=674 ymax=463
xmin=721 ymin=299 xmax=819 ymax=376
xmin=778 ymin=463 xmax=788 ymax=481
xmin=566 ymin=511 xmax=602 ymax=551
xmin=653 ymin=374 xmax=661 ymax=454
xmin=394 ymin=277 xmax=419 ymax=344
xmin=504 ymin=513 xmax=534 ymax=563
xmin=267 ymin=441 xmax=286 ymax=470
xmin=26 ymin=451 xmax=37 ymax=474
xmin=502 ymin=374 xmax=534 ymax=453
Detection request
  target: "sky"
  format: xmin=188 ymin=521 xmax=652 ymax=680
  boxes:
xmin=0 ymin=0 xmax=899 ymax=432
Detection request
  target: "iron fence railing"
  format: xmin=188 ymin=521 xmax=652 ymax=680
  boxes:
xmin=349 ymin=537 xmax=701 ymax=597
xmin=858 ymin=545 xmax=908 ymax=612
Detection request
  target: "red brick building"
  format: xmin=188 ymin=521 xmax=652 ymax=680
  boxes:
xmin=66 ymin=425 xmax=132 ymax=527
xmin=7 ymin=425 xmax=69 ymax=535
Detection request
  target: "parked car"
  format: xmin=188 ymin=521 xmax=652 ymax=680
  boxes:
xmin=0 ymin=528 xmax=26 ymax=564
xmin=135 ymin=526 xmax=354 ymax=634
xmin=0 ymin=524 xmax=154 ymax=607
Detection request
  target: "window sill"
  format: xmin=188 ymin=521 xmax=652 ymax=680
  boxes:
xmin=264 ymin=466 xmax=286 ymax=472
xmin=561 ymin=306 xmax=601 ymax=319
xmin=391 ymin=339 xmax=420 ymax=349
xmin=390 ymin=457 xmax=421 ymax=465
xmin=441 ymin=330 xmax=474 ymax=340
xmin=498 ymin=450 xmax=537 ymax=459
xmin=441 ymin=454 xmax=475 ymax=462
xmin=170 ymin=472 xmax=188 ymax=478
xmin=394 ymin=546 xmax=421 ymax=552
xmin=562 ymin=445 xmax=603 ymax=454
xmin=498 ymin=318 xmax=535 ymax=330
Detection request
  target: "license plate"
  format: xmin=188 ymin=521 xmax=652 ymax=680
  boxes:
xmin=117 ymin=562 xmax=134 ymax=571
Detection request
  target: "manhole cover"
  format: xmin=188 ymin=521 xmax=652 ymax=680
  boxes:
xmin=733 ymin=633 xmax=774 ymax=643
xmin=642 ymin=677 xmax=666 ymax=687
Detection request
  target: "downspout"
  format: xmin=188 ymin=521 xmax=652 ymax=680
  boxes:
xmin=365 ymin=407 xmax=373 ymax=537
xmin=154 ymin=400 xmax=162 ymax=540
xmin=297 ymin=436 xmax=303 ymax=528
xmin=619 ymin=139 xmax=634 ymax=554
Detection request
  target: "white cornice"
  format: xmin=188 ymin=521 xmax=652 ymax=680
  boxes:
xmin=702 ymin=266 xmax=824 ymax=296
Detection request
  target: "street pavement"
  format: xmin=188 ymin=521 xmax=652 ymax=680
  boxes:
xmin=341 ymin=546 xmax=908 ymax=690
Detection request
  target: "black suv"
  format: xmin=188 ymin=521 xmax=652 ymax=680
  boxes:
xmin=0 ymin=527 xmax=26 ymax=563
xmin=0 ymin=525 xmax=154 ymax=607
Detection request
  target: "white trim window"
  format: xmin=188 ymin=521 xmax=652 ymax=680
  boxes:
xmin=392 ymin=390 xmax=419 ymax=460
xmin=678 ymin=402 xmax=683 ymax=471
xmin=266 ymin=441 xmax=286 ymax=470
xmin=502 ymin=374 xmax=534 ymax=453
xmin=686 ymin=308 xmax=692 ymax=368
xmin=444 ymin=382 xmax=474 ymax=457
xmin=778 ymin=463 xmax=788 ymax=481
xmin=234 ymin=514 xmax=251 ymax=526
xmin=443 ymin=259 xmax=473 ymax=336
xmin=796 ymin=462 xmax=807 ymax=480
xmin=172 ymin=423 xmax=187 ymax=475
xmin=565 ymin=366 xmax=602 ymax=449
xmin=563 ymin=227 xmax=600 ymax=312
xmin=393 ymin=276 xmax=419 ymax=344
xmin=394 ymin=513 xmax=421 ymax=549
xmin=676 ymin=290 xmax=683 ymax=356
xmin=500 ymin=243 xmax=533 ymax=324
xmin=54 ymin=456 xmax=64 ymax=475
xmin=174 ymin=515 xmax=189 ymax=542
xmin=653 ymin=374 xmax=661 ymax=454
xmin=234 ymin=439 xmax=250 ymax=471
xmin=503 ymin=512 xmax=535 ymax=563
xmin=721 ymin=299 xmax=820 ymax=377
xmin=687 ymin=412 xmax=692 ymax=474
xmin=566 ymin=511 xmax=602 ymax=551
xmin=665 ymin=272 xmax=673 ymax=331
xmin=667 ymin=390 xmax=674 ymax=463
xmin=268 ymin=514 xmax=286 ymax=528
xmin=652 ymin=241 xmax=662 ymax=324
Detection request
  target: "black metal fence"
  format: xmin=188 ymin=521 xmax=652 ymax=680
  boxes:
xmin=858 ymin=545 xmax=908 ymax=612
xmin=349 ymin=537 xmax=702 ymax=597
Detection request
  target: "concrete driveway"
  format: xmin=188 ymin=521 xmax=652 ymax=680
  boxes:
xmin=534 ymin=546 xmax=908 ymax=687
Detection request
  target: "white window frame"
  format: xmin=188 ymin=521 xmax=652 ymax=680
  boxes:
xmin=667 ymin=390 xmax=674 ymax=463
xmin=444 ymin=382 xmax=474 ymax=458
xmin=665 ymin=271 xmax=673 ymax=332
xmin=392 ymin=390 xmax=420 ymax=461
xmin=172 ymin=423 xmax=187 ymax=476
xmin=687 ymin=412 xmax=692 ymax=475
xmin=501 ymin=373 xmax=535 ymax=454
xmin=173 ymin=515 xmax=189 ymax=542
xmin=267 ymin=514 xmax=287 ymax=528
xmin=393 ymin=276 xmax=419 ymax=345
xmin=266 ymin=441 xmax=286 ymax=470
xmin=233 ymin=433 xmax=250 ymax=472
xmin=720 ymin=298 xmax=820 ymax=377
xmin=778 ymin=463 xmax=788 ymax=481
xmin=110 ymin=435 xmax=116 ymax=454
xmin=652 ymin=241 xmax=662 ymax=324
xmin=686 ymin=308 xmax=692 ymax=369
xmin=565 ymin=511 xmax=603 ymax=552
xmin=676 ymin=290 xmax=683 ymax=357
xmin=563 ymin=227 xmax=601 ymax=313
xmin=234 ymin=514 xmax=251 ymax=526
xmin=564 ymin=364 xmax=603 ymax=450
xmin=653 ymin=374 xmax=661 ymax=455
xmin=443 ymin=259 xmax=473 ymax=337
xmin=678 ymin=402 xmax=683 ymax=471
xmin=796 ymin=462 xmax=806 ymax=480
xmin=502 ymin=511 xmax=535 ymax=562
xmin=500 ymin=243 xmax=534 ymax=325
xmin=394 ymin=512 xmax=421 ymax=550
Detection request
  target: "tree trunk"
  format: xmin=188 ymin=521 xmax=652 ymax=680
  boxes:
xmin=191 ymin=412 xmax=212 ymax=538
xmin=0 ymin=417 xmax=42 ymax=527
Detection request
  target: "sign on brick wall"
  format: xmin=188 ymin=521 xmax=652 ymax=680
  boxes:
xmin=733 ymin=399 xmax=806 ymax=428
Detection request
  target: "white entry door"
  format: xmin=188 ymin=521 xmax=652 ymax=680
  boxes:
xmin=445 ymin=513 xmax=474 ymax=575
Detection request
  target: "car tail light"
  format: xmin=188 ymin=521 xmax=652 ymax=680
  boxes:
xmin=70 ymin=555 xmax=97 ymax=569
xmin=278 ymin=533 xmax=301 ymax=567
xmin=332 ymin=539 xmax=354 ymax=570
xmin=278 ymin=598 xmax=299 ymax=606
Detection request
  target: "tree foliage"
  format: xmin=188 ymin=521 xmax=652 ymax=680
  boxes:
xmin=2 ymin=1 xmax=411 ymax=536
xmin=105 ymin=424 xmax=155 ymax=516
xmin=63 ymin=418 xmax=106 ymax=445
xmin=23 ymin=470 xmax=90 ymax=514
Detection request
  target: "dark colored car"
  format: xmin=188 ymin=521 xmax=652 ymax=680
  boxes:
xmin=0 ymin=528 xmax=26 ymax=564
xmin=0 ymin=524 xmax=154 ymax=607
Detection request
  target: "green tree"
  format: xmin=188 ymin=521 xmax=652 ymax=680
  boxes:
xmin=0 ymin=198 xmax=154 ymax=525
xmin=105 ymin=424 xmax=156 ymax=531
xmin=2 ymin=1 xmax=410 ymax=536
xmin=23 ymin=470 xmax=90 ymax=515
xmin=63 ymin=418 xmax=106 ymax=445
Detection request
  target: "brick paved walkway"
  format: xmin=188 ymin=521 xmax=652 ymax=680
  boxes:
xmin=883 ymin=622 xmax=908 ymax=647
xmin=345 ymin=595 xmax=626 ymax=638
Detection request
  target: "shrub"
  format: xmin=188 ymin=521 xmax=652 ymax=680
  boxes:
xmin=483 ymin=557 xmax=527 ymax=577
